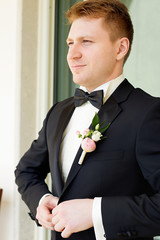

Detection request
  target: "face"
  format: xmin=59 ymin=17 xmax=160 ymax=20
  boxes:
xmin=67 ymin=17 xmax=122 ymax=92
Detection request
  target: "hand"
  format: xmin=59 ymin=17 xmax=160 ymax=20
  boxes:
xmin=52 ymin=199 xmax=93 ymax=238
xmin=36 ymin=195 xmax=59 ymax=230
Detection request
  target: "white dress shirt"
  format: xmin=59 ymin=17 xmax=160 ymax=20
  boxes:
xmin=40 ymin=74 xmax=125 ymax=239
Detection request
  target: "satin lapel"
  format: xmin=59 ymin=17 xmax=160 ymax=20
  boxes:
xmin=51 ymin=99 xmax=75 ymax=197
xmin=98 ymin=95 xmax=121 ymax=128
xmin=59 ymin=146 xmax=83 ymax=199
xmin=99 ymin=79 xmax=134 ymax=125
xmin=59 ymin=79 xmax=134 ymax=199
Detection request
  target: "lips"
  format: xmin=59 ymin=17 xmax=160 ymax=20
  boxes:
xmin=71 ymin=64 xmax=86 ymax=68
xmin=70 ymin=64 xmax=86 ymax=72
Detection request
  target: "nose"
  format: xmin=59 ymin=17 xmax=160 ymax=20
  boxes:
xmin=67 ymin=43 xmax=82 ymax=60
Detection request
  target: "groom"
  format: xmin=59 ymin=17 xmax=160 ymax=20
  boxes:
xmin=15 ymin=0 xmax=160 ymax=239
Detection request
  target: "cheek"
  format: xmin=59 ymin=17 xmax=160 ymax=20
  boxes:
xmin=101 ymin=50 xmax=116 ymax=67
xmin=93 ymin=52 xmax=109 ymax=69
xmin=67 ymin=54 xmax=72 ymax=71
xmin=66 ymin=53 xmax=69 ymax=65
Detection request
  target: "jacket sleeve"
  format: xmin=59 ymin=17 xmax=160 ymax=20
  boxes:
xmin=101 ymin=100 xmax=160 ymax=239
xmin=15 ymin=106 xmax=55 ymax=221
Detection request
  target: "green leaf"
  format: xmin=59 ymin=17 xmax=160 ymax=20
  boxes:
xmin=100 ymin=120 xmax=106 ymax=126
xmin=92 ymin=113 xmax=99 ymax=128
xmin=85 ymin=131 xmax=92 ymax=137
xmin=99 ymin=123 xmax=111 ymax=133
xmin=100 ymin=136 xmax=107 ymax=140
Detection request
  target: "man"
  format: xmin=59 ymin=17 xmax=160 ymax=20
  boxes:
xmin=15 ymin=0 xmax=160 ymax=240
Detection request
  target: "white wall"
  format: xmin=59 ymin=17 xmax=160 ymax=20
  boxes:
xmin=0 ymin=0 xmax=21 ymax=239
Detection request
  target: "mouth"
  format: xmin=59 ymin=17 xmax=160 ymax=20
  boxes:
xmin=71 ymin=64 xmax=86 ymax=70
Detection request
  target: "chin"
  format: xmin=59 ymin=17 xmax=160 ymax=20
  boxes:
xmin=73 ymin=78 xmax=84 ymax=86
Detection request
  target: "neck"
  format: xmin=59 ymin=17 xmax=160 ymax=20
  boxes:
xmin=85 ymin=72 xmax=123 ymax=92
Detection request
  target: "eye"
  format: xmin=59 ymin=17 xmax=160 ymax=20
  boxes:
xmin=67 ymin=41 xmax=74 ymax=47
xmin=82 ymin=40 xmax=93 ymax=46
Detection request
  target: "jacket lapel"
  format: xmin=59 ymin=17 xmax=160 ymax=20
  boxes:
xmin=98 ymin=79 xmax=135 ymax=131
xmin=51 ymin=99 xmax=75 ymax=196
xmin=59 ymin=80 xmax=134 ymax=199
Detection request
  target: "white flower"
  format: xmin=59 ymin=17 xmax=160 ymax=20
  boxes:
xmin=91 ymin=131 xmax=102 ymax=142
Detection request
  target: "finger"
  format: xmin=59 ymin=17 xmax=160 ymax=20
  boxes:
xmin=37 ymin=211 xmax=52 ymax=222
xmin=36 ymin=208 xmax=54 ymax=230
xmin=52 ymin=206 xmax=58 ymax=216
xmin=54 ymin=221 xmax=65 ymax=233
xmin=52 ymin=214 xmax=59 ymax=226
xmin=40 ymin=222 xmax=54 ymax=231
xmin=61 ymin=226 xmax=72 ymax=239
xmin=38 ymin=219 xmax=55 ymax=230
xmin=38 ymin=214 xmax=55 ymax=230
xmin=36 ymin=204 xmax=52 ymax=218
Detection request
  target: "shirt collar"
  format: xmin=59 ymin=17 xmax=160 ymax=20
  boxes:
xmin=80 ymin=74 xmax=125 ymax=104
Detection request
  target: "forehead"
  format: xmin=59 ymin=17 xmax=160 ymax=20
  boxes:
xmin=67 ymin=17 xmax=109 ymax=39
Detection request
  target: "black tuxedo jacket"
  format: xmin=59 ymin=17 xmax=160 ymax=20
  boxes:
xmin=15 ymin=80 xmax=160 ymax=240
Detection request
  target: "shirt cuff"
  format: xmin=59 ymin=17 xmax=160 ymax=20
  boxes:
xmin=38 ymin=193 xmax=53 ymax=205
xmin=92 ymin=197 xmax=106 ymax=240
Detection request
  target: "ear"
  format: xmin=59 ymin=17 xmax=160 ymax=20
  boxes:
xmin=116 ymin=37 xmax=130 ymax=61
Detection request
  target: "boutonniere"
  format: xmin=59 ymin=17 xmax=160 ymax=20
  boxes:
xmin=76 ymin=113 xmax=110 ymax=165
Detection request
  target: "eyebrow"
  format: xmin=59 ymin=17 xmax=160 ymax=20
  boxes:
xmin=66 ymin=38 xmax=72 ymax=43
xmin=66 ymin=35 xmax=94 ymax=42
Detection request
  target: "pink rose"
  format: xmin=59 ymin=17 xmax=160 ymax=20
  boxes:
xmin=83 ymin=128 xmax=90 ymax=136
xmin=76 ymin=130 xmax=80 ymax=135
xmin=81 ymin=137 xmax=96 ymax=152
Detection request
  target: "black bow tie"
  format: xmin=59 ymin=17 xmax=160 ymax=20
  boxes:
xmin=74 ymin=88 xmax=103 ymax=109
